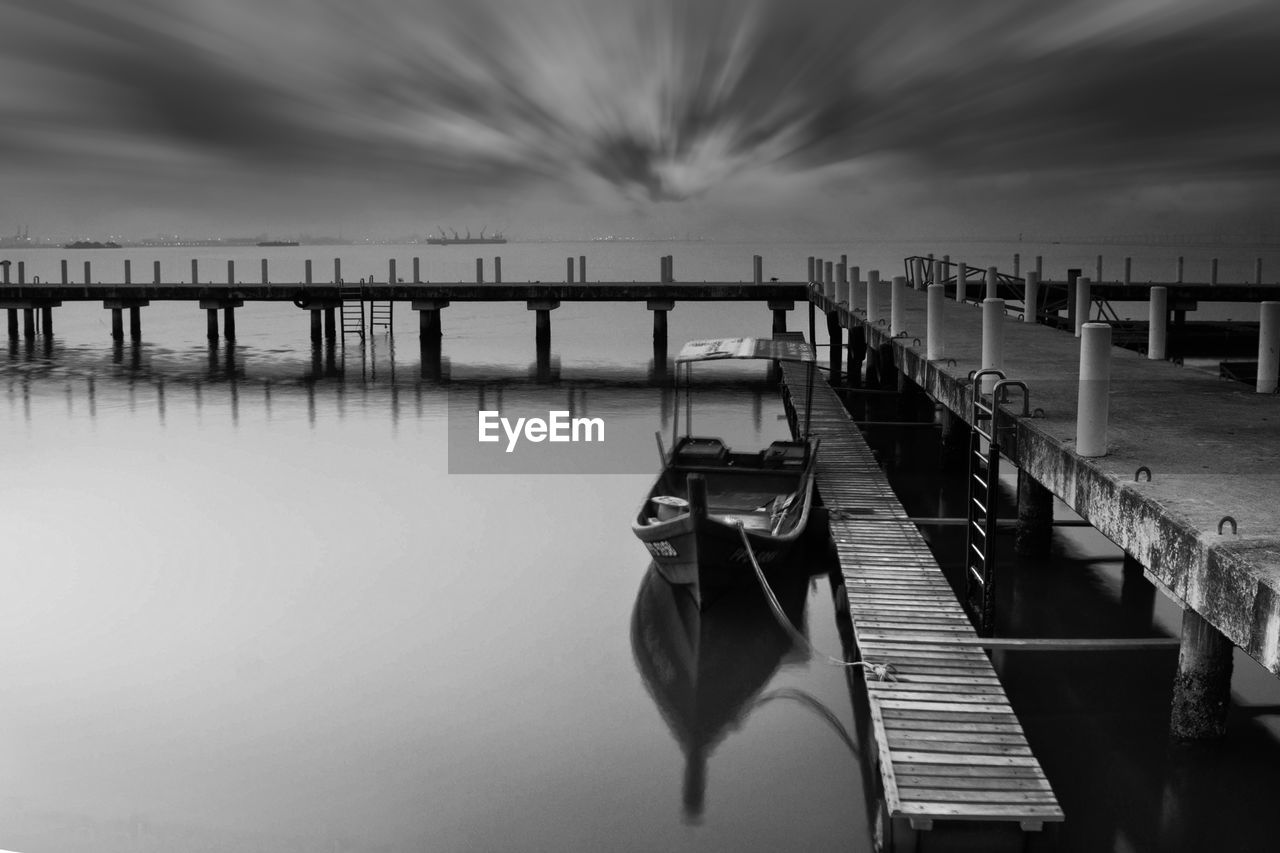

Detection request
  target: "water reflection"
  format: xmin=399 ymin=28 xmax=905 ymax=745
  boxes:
xmin=630 ymin=563 xmax=812 ymax=824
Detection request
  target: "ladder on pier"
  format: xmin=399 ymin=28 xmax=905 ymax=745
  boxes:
xmin=369 ymin=299 xmax=393 ymax=335
xmin=964 ymin=375 xmax=1002 ymax=636
xmin=339 ymin=283 xmax=365 ymax=340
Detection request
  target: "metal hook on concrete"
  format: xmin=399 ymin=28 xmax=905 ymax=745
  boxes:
xmin=1032 ymin=407 xmax=1045 ymax=418
xmin=877 ymin=318 xmax=887 ymax=326
xmin=1017 ymin=313 xmax=1024 ymax=321
xmin=1218 ymin=516 xmax=1238 ymax=535
xmin=1135 ymin=466 xmax=1152 ymax=482
xmin=894 ymin=331 xmax=909 ymax=338
xmin=946 ymin=359 xmax=956 ymax=367
xmin=912 ymin=337 xmax=921 ymax=347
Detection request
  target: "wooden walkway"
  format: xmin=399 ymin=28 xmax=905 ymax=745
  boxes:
xmin=777 ymin=352 xmax=1063 ymax=837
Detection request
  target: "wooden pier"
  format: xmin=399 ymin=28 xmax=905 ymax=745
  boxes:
xmin=777 ymin=353 xmax=1064 ymax=843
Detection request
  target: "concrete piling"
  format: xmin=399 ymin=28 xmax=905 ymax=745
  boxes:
xmin=807 ymin=257 xmax=815 ymax=282
xmin=494 ymin=257 xmax=502 ymax=283
xmin=1024 ymin=271 xmax=1040 ymax=323
xmin=207 ymin=309 xmax=218 ymax=341
xmin=940 ymin=408 xmax=970 ymax=473
xmin=24 ymin=308 xmax=35 ymax=338
xmin=112 ymin=309 xmax=124 ymax=341
xmin=648 ymin=298 xmax=674 ymax=342
xmin=955 ymin=262 xmax=967 ymax=303
xmin=1035 ymin=255 xmax=1043 ymax=278
xmin=124 ymin=260 xmax=132 ymax=285
xmin=981 ymin=298 xmax=1004 ymax=393
xmin=579 ymin=256 xmax=586 ymax=282
xmin=130 ymin=306 xmax=142 ymax=342
xmin=1257 ymin=301 xmax=1280 ymax=393
xmin=567 ymin=257 xmax=574 ymax=283
xmin=477 ymin=258 xmax=484 ymax=284
xmin=1015 ymin=469 xmax=1054 ymax=557
xmin=1148 ymin=287 xmax=1168 ymax=359
xmin=1171 ymin=608 xmax=1234 ymax=739
xmin=753 ymin=255 xmax=763 ymax=285
xmin=1124 ymin=257 xmax=1132 ymax=286
xmin=890 ymin=275 xmax=907 ymax=337
xmin=827 ymin=309 xmax=842 ymax=383
xmin=926 ymin=284 xmax=944 ymax=360
xmin=850 ymin=266 xmax=862 ymax=313
xmin=311 ymin=310 xmax=322 ymax=342
xmin=838 ymin=263 xmax=850 ymax=305
xmin=262 ymin=259 xmax=269 ymax=284
xmin=228 ymin=260 xmax=235 ymax=285
xmin=1074 ymin=276 xmax=1091 ymax=336
xmin=192 ymin=259 xmax=199 ymax=285
xmin=413 ymin=258 xmax=421 ymax=283
xmin=985 ymin=266 xmax=998 ymax=300
xmin=224 ymin=307 xmax=236 ymax=341
xmin=866 ymin=270 xmax=882 ymax=325
xmin=825 ymin=261 xmax=835 ymax=300
xmin=1076 ymin=323 xmax=1111 ymax=457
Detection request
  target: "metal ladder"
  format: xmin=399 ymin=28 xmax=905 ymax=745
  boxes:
xmin=369 ymin=298 xmax=393 ymax=335
xmin=339 ymin=280 xmax=365 ymax=340
xmin=963 ymin=370 xmax=1029 ymax=636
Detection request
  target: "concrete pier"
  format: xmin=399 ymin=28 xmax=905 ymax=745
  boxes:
xmin=846 ymin=283 xmax=1280 ymax=706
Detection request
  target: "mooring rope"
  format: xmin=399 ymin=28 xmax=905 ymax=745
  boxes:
xmin=734 ymin=521 xmax=896 ymax=681
xmin=754 ymin=688 xmax=860 ymax=756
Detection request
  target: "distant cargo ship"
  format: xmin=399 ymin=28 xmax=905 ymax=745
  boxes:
xmin=257 ymin=240 xmax=300 ymax=247
xmin=425 ymin=227 xmax=507 ymax=245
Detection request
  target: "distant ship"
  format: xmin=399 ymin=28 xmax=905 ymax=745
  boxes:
xmin=425 ymin=227 xmax=507 ymax=245
xmin=257 ymin=240 xmax=300 ymax=247
xmin=64 ymin=240 xmax=121 ymax=249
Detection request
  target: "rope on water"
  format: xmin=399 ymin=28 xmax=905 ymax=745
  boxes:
xmin=734 ymin=521 xmax=896 ymax=681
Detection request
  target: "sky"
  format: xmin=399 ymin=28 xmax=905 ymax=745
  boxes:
xmin=1 ymin=0 xmax=1278 ymax=241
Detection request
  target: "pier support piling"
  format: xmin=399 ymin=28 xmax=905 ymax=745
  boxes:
xmin=528 ymin=298 xmax=560 ymax=352
xmin=926 ymin=284 xmax=944 ymax=359
xmin=940 ymin=408 xmax=970 ymax=473
xmin=224 ymin=307 xmax=236 ymax=342
xmin=1149 ymin=286 xmax=1168 ymax=359
xmin=324 ymin=308 xmax=336 ymax=341
xmin=7 ymin=310 xmax=17 ymax=339
xmin=1171 ymin=608 xmax=1234 ymax=739
xmin=1075 ymin=277 xmax=1091 ymax=336
xmin=955 ymin=262 xmax=967 ymax=303
xmin=647 ymin=298 xmax=674 ymax=343
xmin=826 ymin=310 xmax=842 ymax=384
xmin=130 ymin=306 xmax=142 ymax=342
xmin=412 ymin=299 xmax=449 ymax=339
xmin=890 ymin=275 xmax=907 ymax=337
xmin=311 ymin=310 xmax=322 ymax=343
xmin=767 ymin=299 xmax=793 ymax=335
xmin=1077 ymin=323 xmax=1112 ymax=457
xmin=207 ymin=309 xmax=218 ymax=342
xmin=24 ymin=308 xmax=36 ymax=339
xmin=1257 ymin=301 xmax=1279 ymax=393
xmin=1015 ymin=470 xmax=1053 ymax=557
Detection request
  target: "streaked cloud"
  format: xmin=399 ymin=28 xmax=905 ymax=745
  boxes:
xmin=0 ymin=0 xmax=1276 ymax=235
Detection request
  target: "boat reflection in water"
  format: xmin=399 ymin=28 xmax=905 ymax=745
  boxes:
xmin=630 ymin=561 xmax=814 ymax=824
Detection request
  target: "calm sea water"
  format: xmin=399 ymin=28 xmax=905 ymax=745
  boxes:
xmin=3 ymin=239 xmax=1280 ymax=853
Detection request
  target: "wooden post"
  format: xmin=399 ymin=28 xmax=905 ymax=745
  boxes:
xmin=262 ymin=259 xmax=269 ymax=284
xmin=334 ymin=258 xmax=342 ymax=284
xmin=568 ymin=257 xmax=575 ymax=283
xmin=1171 ymin=609 xmax=1234 ymax=739
xmin=389 ymin=258 xmax=397 ymax=286
xmin=825 ymin=261 xmax=835 ymax=300
xmin=6 ymin=310 xmax=15 ymax=340
xmin=1066 ymin=269 xmax=1081 ymax=331
xmin=84 ymin=260 xmax=91 ymax=286
xmin=477 ymin=258 xmax=484 ymax=284
xmin=494 ymin=257 xmax=502 ymax=283
xmin=1013 ymin=253 xmax=1020 ymax=278
xmin=1148 ymin=286 xmax=1168 ymax=359
xmin=1024 ymin=271 xmax=1040 ymax=323
xmin=849 ymin=266 xmax=861 ymax=313
xmin=579 ymin=255 xmax=586 ymax=282
xmin=1015 ymin=469 xmax=1053 ymax=557
xmin=61 ymin=259 xmax=69 ymax=285
xmin=207 ymin=309 xmax=219 ymax=342
xmin=305 ymin=260 xmax=313 ymax=286
xmin=807 ymin=257 xmax=815 ymax=282
xmin=1256 ymin=258 xmax=1263 ymax=285
xmin=191 ymin=259 xmax=198 ymax=285
xmin=1035 ymin=255 xmax=1043 ymax=278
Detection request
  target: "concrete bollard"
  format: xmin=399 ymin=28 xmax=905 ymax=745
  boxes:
xmin=227 ymin=260 xmax=235 ymax=285
xmin=124 ymin=260 xmax=132 ymax=285
xmin=981 ymin=298 xmax=1004 ymax=393
xmin=891 ymin=275 xmax=907 ymax=336
xmin=305 ymin=260 xmax=313 ymax=285
xmin=1148 ymin=286 xmax=1168 ymax=359
xmin=866 ymin=270 xmax=882 ymax=325
xmin=191 ymin=259 xmax=199 ymax=285
xmin=1076 ymin=323 xmax=1112 ymax=457
xmin=1074 ymin=276 xmax=1091 ymax=336
xmin=1024 ymin=271 xmax=1040 ymax=323
xmin=753 ymin=255 xmax=763 ymax=285
xmin=985 ymin=266 xmax=998 ymax=300
xmin=955 ymin=262 xmax=968 ymax=303
xmin=413 ymin=257 xmax=421 ymax=283
xmin=1258 ymin=301 xmax=1280 ymax=393
xmin=926 ymin=284 xmax=944 ymax=360
xmin=932 ymin=259 xmax=944 ymax=290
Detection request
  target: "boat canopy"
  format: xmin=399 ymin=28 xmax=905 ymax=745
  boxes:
xmin=675 ymin=337 xmax=814 ymax=364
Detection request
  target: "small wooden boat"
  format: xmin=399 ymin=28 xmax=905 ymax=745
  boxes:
xmin=631 ymin=337 xmax=822 ymax=606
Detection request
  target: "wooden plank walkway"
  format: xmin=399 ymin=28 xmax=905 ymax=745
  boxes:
xmin=777 ymin=349 xmax=1063 ymax=836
